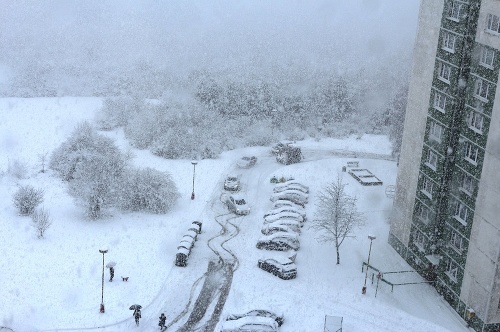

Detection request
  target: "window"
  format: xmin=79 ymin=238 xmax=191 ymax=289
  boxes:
xmin=415 ymin=203 xmax=431 ymax=224
xmin=475 ymin=78 xmax=490 ymax=101
xmin=442 ymin=32 xmax=456 ymax=52
xmin=447 ymin=1 xmax=463 ymax=21
xmin=480 ymin=46 xmax=495 ymax=68
xmin=459 ymin=172 xmax=476 ymax=196
xmin=468 ymin=111 xmax=484 ymax=133
xmin=414 ymin=230 xmax=426 ymax=251
xmin=427 ymin=150 xmax=438 ymax=170
xmin=421 ymin=177 xmax=434 ymax=199
xmin=446 ymin=259 xmax=459 ymax=282
xmin=450 ymin=231 xmax=464 ymax=252
xmin=464 ymin=141 xmax=479 ymax=164
xmin=438 ymin=62 xmax=452 ymax=83
xmin=454 ymin=200 xmax=469 ymax=224
xmin=430 ymin=121 xmax=443 ymax=142
xmin=434 ymin=92 xmax=447 ymax=112
xmin=486 ymin=13 xmax=500 ymax=34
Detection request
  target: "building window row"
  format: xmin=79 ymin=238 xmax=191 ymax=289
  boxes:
xmin=479 ymin=45 xmax=495 ymax=69
xmin=458 ymin=170 xmax=477 ymax=197
xmin=447 ymin=1 xmax=464 ymax=22
xmin=463 ymin=140 xmax=479 ymax=165
xmin=452 ymin=198 xmax=469 ymax=225
xmin=415 ymin=201 xmax=433 ymax=224
xmin=430 ymin=121 xmax=444 ymax=142
xmin=421 ymin=176 xmax=435 ymax=199
xmin=434 ymin=91 xmax=448 ymax=112
xmin=426 ymin=149 xmax=439 ymax=170
xmin=438 ymin=62 xmax=452 ymax=83
xmin=474 ymin=78 xmax=491 ymax=101
xmin=449 ymin=229 xmax=465 ymax=253
xmin=467 ymin=110 xmax=485 ymax=133
xmin=486 ymin=13 xmax=500 ymax=34
xmin=442 ymin=31 xmax=457 ymax=53
xmin=413 ymin=229 xmax=426 ymax=252
xmin=445 ymin=258 xmax=459 ymax=282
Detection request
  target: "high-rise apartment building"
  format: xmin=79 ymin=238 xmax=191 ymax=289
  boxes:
xmin=389 ymin=1 xmax=500 ymax=331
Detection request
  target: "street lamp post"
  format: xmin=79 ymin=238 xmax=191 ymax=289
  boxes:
xmin=99 ymin=248 xmax=108 ymax=313
xmin=362 ymin=235 xmax=376 ymax=294
xmin=191 ymin=160 xmax=198 ymax=200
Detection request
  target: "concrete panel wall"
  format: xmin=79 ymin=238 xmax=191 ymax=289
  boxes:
xmin=462 ymin=1 xmax=500 ymax=322
xmin=390 ymin=0 xmax=444 ymax=245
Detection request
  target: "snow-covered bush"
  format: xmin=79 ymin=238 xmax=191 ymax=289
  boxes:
xmin=68 ymin=153 xmax=128 ymax=219
xmin=50 ymin=121 xmax=123 ymax=181
xmin=31 ymin=207 xmax=52 ymax=238
xmin=118 ymin=167 xmax=179 ymax=213
xmin=95 ymin=96 xmax=141 ymax=130
xmin=13 ymin=185 xmax=44 ymax=215
xmin=7 ymin=158 xmax=28 ymax=179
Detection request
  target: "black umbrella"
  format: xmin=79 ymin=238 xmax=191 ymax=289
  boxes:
xmin=129 ymin=304 xmax=142 ymax=310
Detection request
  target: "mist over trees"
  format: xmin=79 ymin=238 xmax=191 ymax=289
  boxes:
xmin=0 ymin=1 xmax=418 ymax=157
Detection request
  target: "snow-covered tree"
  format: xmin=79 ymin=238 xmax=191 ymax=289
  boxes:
xmin=13 ymin=185 xmax=44 ymax=216
xmin=118 ymin=167 xmax=179 ymax=213
xmin=31 ymin=207 xmax=52 ymax=238
xmin=50 ymin=121 xmax=123 ymax=181
xmin=310 ymin=175 xmax=364 ymax=264
xmin=68 ymin=152 xmax=128 ymax=219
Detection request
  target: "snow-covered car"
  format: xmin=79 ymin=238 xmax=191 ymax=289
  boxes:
xmin=264 ymin=206 xmax=306 ymax=220
xmin=226 ymin=310 xmax=284 ymax=327
xmin=224 ymin=176 xmax=240 ymax=191
xmin=274 ymin=181 xmax=309 ymax=193
xmin=237 ymin=156 xmax=257 ymax=168
xmin=264 ymin=211 xmax=304 ymax=224
xmin=271 ymin=140 xmax=294 ymax=155
xmin=272 ymin=199 xmax=305 ymax=210
xmin=270 ymin=191 xmax=308 ymax=207
xmin=220 ymin=315 xmax=278 ymax=332
xmin=256 ymin=232 xmax=300 ymax=251
xmin=273 ymin=183 xmax=309 ymax=194
xmin=261 ymin=223 xmax=299 ymax=236
xmin=258 ymin=257 xmax=297 ymax=280
xmin=262 ymin=220 xmax=302 ymax=233
xmin=223 ymin=194 xmax=250 ymax=215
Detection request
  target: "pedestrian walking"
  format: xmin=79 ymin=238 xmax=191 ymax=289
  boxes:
xmin=158 ymin=313 xmax=166 ymax=330
xmin=133 ymin=308 xmax=141 ymax=326
xmin=109 ymin=266 xmax=114 ymax=282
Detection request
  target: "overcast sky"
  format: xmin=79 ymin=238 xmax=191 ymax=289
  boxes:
xmin=0 ymin=0 xmax=420 ymax=77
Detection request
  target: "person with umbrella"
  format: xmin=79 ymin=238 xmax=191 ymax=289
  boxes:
xmin=158 ymin=313 xmax=166 ymax=330
xmin=130 ymin=304 xmax=142 ymax=326
xmin=106 ymin=262 xmax=116 ymax=282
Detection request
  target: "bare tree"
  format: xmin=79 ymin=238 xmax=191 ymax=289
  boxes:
xmin=31 ymin=207 xmax=52 ymax=238
xmin=37 ymin=151 xmax=49 ymax=173
xmin=310 ymin=175 xmax=364 ymax=264
xmin=12 ymin=185 xmax=44 ymax=215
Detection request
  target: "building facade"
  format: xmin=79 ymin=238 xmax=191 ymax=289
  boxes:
xmin=389 ymin=1 xmax=500 ymax=331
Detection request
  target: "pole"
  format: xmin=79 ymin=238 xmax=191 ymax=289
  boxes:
xmin=99 ymin=249 xmax=108 ymax=313
xmin=362 ymin=235 xmax=376 ymax=294
xmin=191 ymin=161 xmax=197 ymax=200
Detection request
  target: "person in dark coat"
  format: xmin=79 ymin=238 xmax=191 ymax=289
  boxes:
xmin=133 ymin=309 xmax=141 ymax=326
xmin=158 ymin=313 xmax=166 ymax=330
xmin=109 ymin=266 xmax=114 ymax=282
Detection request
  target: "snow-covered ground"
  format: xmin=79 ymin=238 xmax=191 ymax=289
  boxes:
xmin=0 ymin=97 xmax=469 ymax=331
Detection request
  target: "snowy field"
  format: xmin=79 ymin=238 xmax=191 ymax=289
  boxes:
xmin=0 ymin=97 xmax=470 ymax=331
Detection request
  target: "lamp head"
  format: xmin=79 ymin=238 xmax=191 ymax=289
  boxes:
xmin=368 ymin=235 xmax=376 ymax=241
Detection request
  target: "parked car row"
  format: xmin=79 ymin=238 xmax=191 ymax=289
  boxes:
xmin=255 ymin=181 xmax=309 ymax=280
xmin=221 ymin=309 xmax=284 ymax=331
xmin=175 ymin=221 xmax=202 ymax=267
